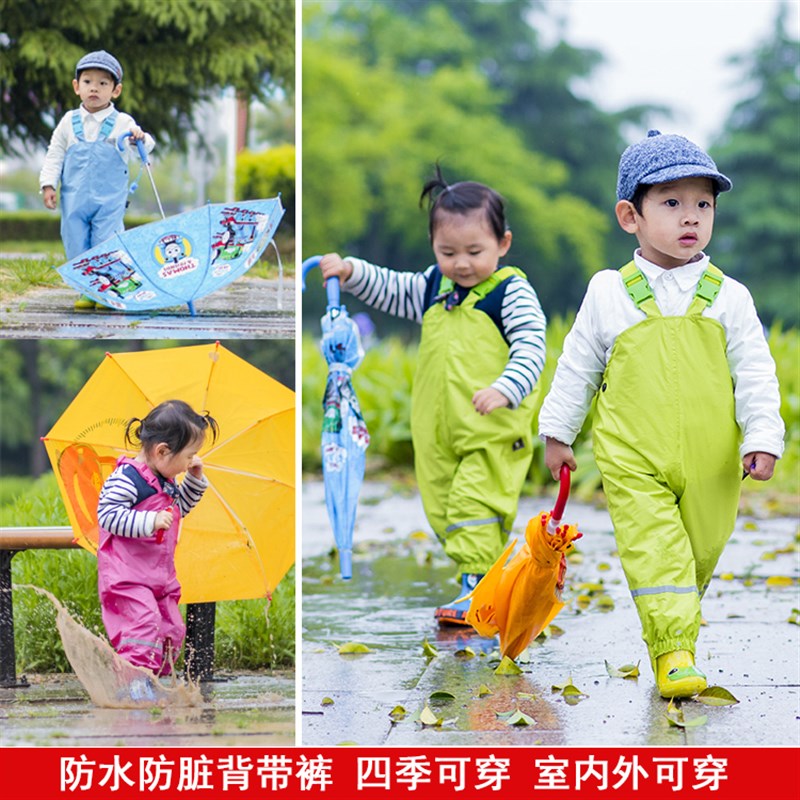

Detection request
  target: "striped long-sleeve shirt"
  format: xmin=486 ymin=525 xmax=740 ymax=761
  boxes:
xmin=343 ymin=258 xmax=547 ymax=408
xmin=97 ymin=464 xmax=208 ymax=539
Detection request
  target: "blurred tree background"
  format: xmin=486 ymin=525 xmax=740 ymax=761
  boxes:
xmin=0 ymin=339 xmax=294 ymax=477
xmin=0 ymin=0 xmax=296 ymax=222
xmin=302 ymin=0 xmax=799 ymax=329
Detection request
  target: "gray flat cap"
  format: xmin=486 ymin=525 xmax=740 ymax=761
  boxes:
xmin=75 ymin=51 xmax=123 ymax=83
xmin=617 ymin=129 xmax=732 ymax=201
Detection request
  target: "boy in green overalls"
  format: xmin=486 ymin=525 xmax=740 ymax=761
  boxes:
xmin=539 ymin=130 xmax=785 ymax=698
xmin=320 ymin=166 xmax=547 ymax=625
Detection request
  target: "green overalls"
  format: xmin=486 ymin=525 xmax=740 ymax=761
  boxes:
xmin=411 ymin=267 xmax=537 ymax=576
xmin=593 ymin=262 xmax=742 ymax=661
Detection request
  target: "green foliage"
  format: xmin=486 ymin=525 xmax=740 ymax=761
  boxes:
xmin=0 ymin=0 xmax=294 ymax=153
xmin=0 ymin=339 xmax=294 ymax=477
xmin=302 ymin=324 xmax=800 ymax=502
xmin=710 ymin=7 xmax=800 ymax=327
xmin=236 ymin=144 xmax=296 ymax=228
xmin=215 ymin=567 xmax=295 ymax=670
xmin=4 ymin=475 xmax=295 ymax=672
xmin=0 ymin=211 xmax=158 ymax=242
xmin=302 ymin=0 xmax=608 ymax=326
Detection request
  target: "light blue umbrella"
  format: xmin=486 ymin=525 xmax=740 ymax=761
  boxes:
xmin=56 ymin=135 xmax=284 ymax=315
xmin=302 ymin=256 xmax=370 ymax=579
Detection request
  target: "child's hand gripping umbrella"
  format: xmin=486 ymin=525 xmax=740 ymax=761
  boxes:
xmin=461 ymin=465 xmax=583 ymax=659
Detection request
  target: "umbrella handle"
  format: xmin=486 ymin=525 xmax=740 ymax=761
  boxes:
xmin=551 ymin=465 xmax=571 ymax=523
xmin=155 ymin=505 xmax=173 ymax=544
xmin=117 ymin=131 xmax=149 ymax=164
xmin=301 ymin=255 xmax=341 ymax=309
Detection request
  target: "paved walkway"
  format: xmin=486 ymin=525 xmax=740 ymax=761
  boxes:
xmin=0 ymin=671 xmax=294 ymax=747
xmin=301 ymin=480 xmax=800 ymax=747
xmin=0 ymin=278 xmax=295 ymax=339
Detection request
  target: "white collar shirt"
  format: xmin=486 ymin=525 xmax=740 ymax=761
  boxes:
xmin=538 ymin=249 xmax=785 ymax=460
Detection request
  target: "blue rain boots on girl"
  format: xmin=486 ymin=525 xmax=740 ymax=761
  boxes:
xmin=434 ymin=572 xmax=483 ymax=626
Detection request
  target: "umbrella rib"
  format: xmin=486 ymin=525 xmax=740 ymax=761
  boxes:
xmin=203 ymin=479 xmax=268 ymax=586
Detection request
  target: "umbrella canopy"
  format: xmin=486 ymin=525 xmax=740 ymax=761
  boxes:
xmin=42 ymin=342 xmax=294 ymax=603
xmin=462 ymin=466 xmax=582 ymax=659
xmin=56 ymin=198 xmax=284 ymax=314
xmin=302 ymin=256 xmax=370 ymax=579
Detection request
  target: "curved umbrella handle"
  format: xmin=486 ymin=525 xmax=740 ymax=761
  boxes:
xmin=117 ymin=131 xmax=149 ymax=164
xmin=551 ymin=465 xmax=571 ymax=523
xmin=301 ymin=255 xmax=340 ymax=309
xmin=154 ymin=505 xmax=173 ymax=544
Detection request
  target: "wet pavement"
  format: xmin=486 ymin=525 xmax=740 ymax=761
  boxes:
xmin=301 ymin=480 xmax=800 ymax=747
xmin=0 ymin=277 xmax=295 ymax=339
xmin=0 ymin=671 xmax=294 ymax=747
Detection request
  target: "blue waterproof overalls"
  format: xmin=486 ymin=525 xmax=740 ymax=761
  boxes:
xmin=60 ymin=110 xmax=129 ymax=259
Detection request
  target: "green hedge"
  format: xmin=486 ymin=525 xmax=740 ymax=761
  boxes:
xmin=0 ymin=211 xmax=157 ymax=242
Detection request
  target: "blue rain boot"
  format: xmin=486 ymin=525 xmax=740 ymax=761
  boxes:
xmin=129 ymin=677 xmax=157 ymax=703
xmin=434 ymin=573 xmax=483 ymax=626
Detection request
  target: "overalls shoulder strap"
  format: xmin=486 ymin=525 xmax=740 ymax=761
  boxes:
xmin=70 ymin=109 xmax=119 ymax=142
xmin=619 ymin=261 xmax=660 ymax=318
xmin=619 ymin=261 xmax=725 ymax=318
xmin=686 ymin=263 xmax=724 ymax=316
xmin=470 ymin=265 xmax=526 ymax=301
xmin=438 ymin=265 xmax=525 ymax=301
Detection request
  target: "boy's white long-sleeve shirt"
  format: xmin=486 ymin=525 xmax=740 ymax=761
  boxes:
xmin=538 ymin=250 xmax=785 ymax=460
xmin=39 ymin=102 xmax=155 ymax=190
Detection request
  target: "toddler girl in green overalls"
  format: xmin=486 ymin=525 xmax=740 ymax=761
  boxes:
xmin=539 ymin=131 xmax=785 ymax=698
xmin=320 ymin=166 xmax=547 ymax=624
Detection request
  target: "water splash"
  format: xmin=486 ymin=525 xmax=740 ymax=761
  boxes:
xmin=16 ymin=584 xmax=201 ymax=709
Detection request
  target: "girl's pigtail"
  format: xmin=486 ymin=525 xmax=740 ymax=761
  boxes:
xmin=124 ymin=417 xmax=142 ymax=448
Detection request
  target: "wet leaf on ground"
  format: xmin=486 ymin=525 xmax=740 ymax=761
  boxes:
xmin=422 ymin=639 xmax=439 ymax=658
xmin=788 ymin=608 xmax=800 ymax=625
xmin=494 ymin=656 xmax=522 ymax=675
xmin=389 ymin=705 xmax=407 ymax=720
xmin=454 ymin=647 xmax=476 ymax=659
xmin=695 ymin=686 xmax=739 ymax=706
xmin=477 ymin=684 xmax=493 ymax=697
xmin=429 ymin=691 xmax=456 ymax=702
xmin=516 ymin=691 xmax=537 ymax=700
xmin=666 ymin=713 xmax=708 ymax=728
xmin=321 ymin=697 xmax=334 ymax=706
xmin=419 ymin=704 xmax=443 ymax=727
xmin=604 ymin=660 xmax=640 ymax=679
xmin=337 ymin=641 xmax=372 ymax=654
xmin=505 ymin=709 xmax=536 ymax=726
xmin=766 ymin=576 xmax=794 ymax=587
xmin=596 ymin=594 xmax=615 ymax=611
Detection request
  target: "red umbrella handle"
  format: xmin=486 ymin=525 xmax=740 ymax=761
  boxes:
xmin=155 ymin=506 xmax=173 ymax=544
xmin=551 ymin=465 xmax=571 ymax=523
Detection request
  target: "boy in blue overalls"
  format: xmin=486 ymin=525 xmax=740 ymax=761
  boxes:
xmin=40 ymin=50 xmax=154 ymax=309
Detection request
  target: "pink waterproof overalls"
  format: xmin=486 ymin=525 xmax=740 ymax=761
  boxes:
xmin=97 ymin=457 xmax=184 ymax=675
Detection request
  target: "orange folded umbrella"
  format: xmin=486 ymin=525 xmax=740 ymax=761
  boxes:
xmin=463 ymin=466 xmax=582 ymax=659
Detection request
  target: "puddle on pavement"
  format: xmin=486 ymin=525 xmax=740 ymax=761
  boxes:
xmin=16 ymin=585 xmax=201 ymax=709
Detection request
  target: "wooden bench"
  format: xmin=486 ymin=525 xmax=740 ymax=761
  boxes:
xmin=0 ymin=526 xmax=216 ymax=687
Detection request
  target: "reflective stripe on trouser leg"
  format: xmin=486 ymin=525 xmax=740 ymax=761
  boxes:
xmin=600 ymin=466 xmax=702 ymax=661
xmin=419 ymin=445 xmax=527 ymax=575
xmin=155 ymin=580 xmax=185 ymax=676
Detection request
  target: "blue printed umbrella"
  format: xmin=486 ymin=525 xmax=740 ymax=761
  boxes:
xmin=56 ymin=136 xmax=284 ymax=315
xmin=302 ymin=256 xmax=370 ymax=579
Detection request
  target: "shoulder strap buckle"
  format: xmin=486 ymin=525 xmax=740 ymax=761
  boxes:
xmin=693 ymin=264 xmax=724 ymax=307
xmin=620 ymin=263 xmax=655 ymax=308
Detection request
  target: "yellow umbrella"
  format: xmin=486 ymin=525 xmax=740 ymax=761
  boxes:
xmin=462 ymin=466 xmax=582 ymax=659
xmin=42 ymin=342 xmax=294 ymax=603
